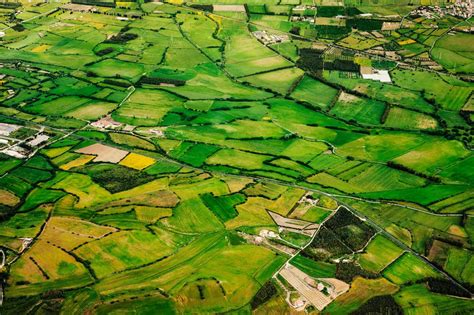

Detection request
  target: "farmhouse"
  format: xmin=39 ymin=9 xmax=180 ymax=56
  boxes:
xmin=279 ymin=264 xmax=349 ymax=311
xmin=3 ymin=146 xmax=28 ymax=159
xmin=253 ymin=30 xmax=289 ymax=46
xmin=0 ymin=123 xmax=20 ymax=136
xmin=26 ymin=134 xmax=49 ymax=147
xmin=360 ymin=66 xmax=392 ymax=83
xmin=91 ymin=115 xmax=122 ymax=129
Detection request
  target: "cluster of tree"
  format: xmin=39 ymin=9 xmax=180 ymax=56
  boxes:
xmin=189 ymin=4 xmax=213 ymax=12
xmin=138 ymin=76 xmax=186 ymax=87
xmin=372 ymin=59 xmax=397 ymax=69
xmin=102 ymin=79 xmax=130 ymax=88
xmin=314 ymin=25 xmax=350 ymax=39
xmin=297 ymin=49 xmax=359 ymax=73
xmin=105 ymin=32 xmax=138 ymax=44
xmin=297 ymin=49 xmax=325 ymax=73
xmin=250 ymin=281 xmax=277 ymax=310
xmin=426 ymin=278 xmax=472 ymax=298
xmin=11 ymin=24 xmax=25 ymax=32
xmin=302 ymin=227 xmax=352 ymax=261
xmin=352 ymin=295 xmax=403 ymax=315
xmin=0 ymin=205 xmax=16 ymax=222
xmin=317 ymin=6 xmax=346 ymax=17
xmin=41 ymin=290 xmax=65 ymax=299
xmin=71 ymin=0 xmax=116 ymax=8
xmin=324 ymin=59 xmax=360 ymax=72
xmin=383 ymin=41 xmax=401 ymax=51
xmin=0 ymin=2 xmax=21 ymax=9
xmin=380 ymin=104 xmax=390 ymax=124
xmin=10 ymin=127 xmax=38 ymax=140
xmin=289 ymin=26 xmax=301 ymax=36
xmin=80 ymin=164 xmax=155 ymax=193
xmin=316 ymin=6 xmax=362 ymax=17
xmin=335 ymin=262 xmax=379 ymax=283
xmin=386 ymin=161 xmax=441 ymax=183
xmin=325 ymin=207 xmax=376 ymax=251
xmin=346 ymin=18 xmax=384 ymax=31
xmin=95 ymin=47 xmax=115 ymax=56
xmin=443 ymin=125 xmax=473 ymax=148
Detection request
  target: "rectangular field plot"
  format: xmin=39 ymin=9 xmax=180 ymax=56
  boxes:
xmin=87 ymin=59 xmax=145 ymax=79
xmin=242 ymin=67 xmax=304 ymax=95
xmin=383 ymin=253 xmax=439 ymax=284
xmin=113 ymin=89 xmax=184 ymax=126
xmin=330 ymin=92 xmax=385 ymax=125
xmin=76 ymin=144 xmax=128 ymax=163
xmin=358 ymin=235 xmax=404 ymax=273
xmin=224 ymin=32 xmax=292 ymax=77
xmin=291 ymin=76 xmax=339 ymax=109
xmin=74 ymin=230 xmax=175 ymax=278
xmin=119 ymin=153 xmax=156 ymax=170
xmin=384 ymin=107 xmax=438 ymax=130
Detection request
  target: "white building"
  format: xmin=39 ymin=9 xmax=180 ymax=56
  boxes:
xmin=26 ymin=134 xmax=49 ymax=147
xmin=360 ymin=66 xmax=392 ymax=83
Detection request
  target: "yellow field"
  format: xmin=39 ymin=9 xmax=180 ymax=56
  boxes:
xmin=40 ymin=216 xmax=117 ymax=250
xmin=119 ymin=153 xmax=156 ymax=170
xmin=59 ymin=154 xmax=95 ymax=170
xmin=31 ymin=44 xmax=50 ymax=53
xmin=135 ymin=206 xmax=173 ymax=223
xmin=10 ymin=239 xmax=90 ymax=282
xmin=398 ymin=39 xmax=416 ymax=46
xmin=0 ymin=189 xmax=20 ymax=206
xmin=8 ymin=255 xmax=46 ymax=284
xmin=42 ymin=146 xmax=72 ymax=158
xmin=222 ymin=176 xmax=253 ymax=193
xmin=325 ymin=277 xmax=399 ymax=313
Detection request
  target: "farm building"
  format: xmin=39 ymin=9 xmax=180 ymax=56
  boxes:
xmin=360 ymin=66 xmax=392 ymax=83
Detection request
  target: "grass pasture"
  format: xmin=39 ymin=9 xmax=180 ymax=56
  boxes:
xmin=74 ymin=230 xmax=175 ymax=278
xmin=200 ymin=192 xmax=245 ymax=222
xmin=290 ymin=254 xmax=336 ymax=278
xmin=358 ymin=235 xmax=404 ymax=273
xmin=242 ymin=67 xmax=304 ymax=94
xmin=395 ymin=284 xmax=474 ymax=314
xmin=384 ymin=107 xmax=438 ymax=130
xmin=431 ymin=32 xmax=474 ymax=74
xmin=113 ymin=89 xmax=183 ymax=126
xmin=324 ymin=277 xmax=399 ymax=314
xmin=291 ymin=75 xmax=339 ymax=109
xmin=87 ymin=59 xmax=144 ymax=79
xmin=330 ymin=92 xmax=385 ymax=125
xmin=383 ymin=253 xmax=439 ymax=284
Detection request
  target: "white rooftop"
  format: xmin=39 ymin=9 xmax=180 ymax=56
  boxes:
xmin=361 ymin=69 xmax=392 ymax=83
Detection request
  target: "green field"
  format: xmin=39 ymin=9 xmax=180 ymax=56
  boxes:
xmin=383 ymin=253 xmax=439 ymax=284
xmin=358 ymin=235 xmax=404 ymax=273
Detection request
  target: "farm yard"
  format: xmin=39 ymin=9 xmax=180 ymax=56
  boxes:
xmin=0 ymin=0 xmax=473 ymax=314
